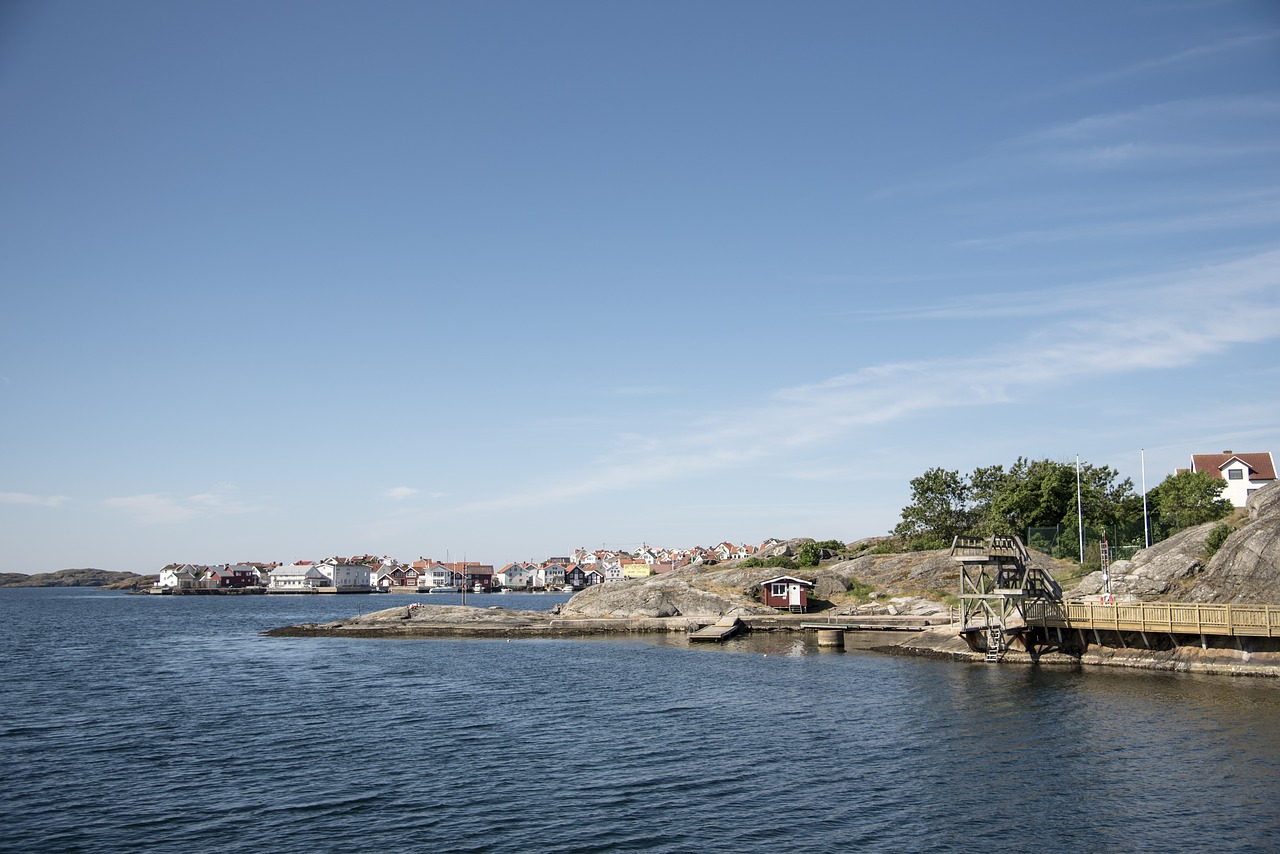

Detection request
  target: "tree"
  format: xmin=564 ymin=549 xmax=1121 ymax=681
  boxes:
xmin=893 ymin=467 xmax=975 ymax=549
xmin=1148 ymin=470 xmax=1232 ymax=534
xmin=894 ymin=457 xmax=1145 ymax=553
xmin=797 ymin=540 xmax=845 ymax=567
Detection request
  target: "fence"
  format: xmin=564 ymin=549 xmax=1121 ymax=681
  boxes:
xmin=1025 ymin=522 xmax=1154 ymax=566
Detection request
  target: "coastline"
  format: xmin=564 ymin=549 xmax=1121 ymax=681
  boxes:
xmin=264 ymin=603 xmax=1280 ymax=677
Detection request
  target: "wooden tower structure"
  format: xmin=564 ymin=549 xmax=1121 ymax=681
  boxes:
xmin=953 ymin=534 xmax=1062 ymax=662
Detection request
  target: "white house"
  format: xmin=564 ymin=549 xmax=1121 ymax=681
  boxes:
xmin=318 ymin=558 xmax=372 ymax=590
xmin=495 ymin=563 xmax=535 ymax=590
xmin=1190 ymin=451 xmax=1277 ymax=508
xmin=267 ymin=560 xmax=371 ymax=592
xmin=267 ymin=562 xmax=330 ymax=592
xmin=157 ymin=564 xmax=202 ymax=590
xmin=535 ymin=564 xmax=566 ymax=589
xmin=419 ymin=564 xmax=462 ymax=590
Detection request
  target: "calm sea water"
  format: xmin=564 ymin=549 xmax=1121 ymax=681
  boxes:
xmin=3 ymin=587 xmax=1280 ymax=853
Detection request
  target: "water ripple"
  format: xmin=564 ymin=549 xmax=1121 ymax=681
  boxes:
xmin=6 ymin=589 xmax=1280 ymax=853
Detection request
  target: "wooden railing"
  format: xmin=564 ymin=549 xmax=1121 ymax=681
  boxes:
xmin=950 ymin=535 xmax=1030 ymax=564
xmin=1025 ymin=601 xmax=1280 ymax=638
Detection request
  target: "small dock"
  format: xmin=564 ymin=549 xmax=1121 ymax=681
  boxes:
xmin=689 ymin=616 xmax=743 ymax=643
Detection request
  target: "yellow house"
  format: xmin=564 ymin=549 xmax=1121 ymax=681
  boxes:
xmin=621 ymin=559 xmax=653 ymax=578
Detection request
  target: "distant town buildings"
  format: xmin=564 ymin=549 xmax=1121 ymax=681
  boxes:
xmin=150 ymin=539 xmax=777 ymax=594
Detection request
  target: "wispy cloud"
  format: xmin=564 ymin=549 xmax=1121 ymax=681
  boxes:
xmin=384 ymin=486 xmax=420 ymax=500
xmin=0 ymin=492 xmax=68 ymax=508
xmin=1006 ymin=96 xmax=1280 ymax=173
xmin=955 ymin=196 xmax=1280 ymax=249
xmin=1041 ymin=32 xmax=1280 ymax=97
xmin=1021 ymin=96 xmax=1280 ymax=144
xmin=611 ymin=385 xmax=682 ymax=397
xmin=874 ymin=95 xmax=1280 ymax=203
xmin=452 ymin=249 xmax=1280 ymax=513
xmin=104 ymin=487 xmax=265 ymax=526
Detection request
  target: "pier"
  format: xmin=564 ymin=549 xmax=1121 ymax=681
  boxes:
xmin=688 ymin=615 xmax=743 ymax=643
xmin=954 ymin=534 xmax=1280 ymax=661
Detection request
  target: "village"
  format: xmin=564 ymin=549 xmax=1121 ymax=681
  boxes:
xmin=149 ymin=539 xmax=786 ymax=595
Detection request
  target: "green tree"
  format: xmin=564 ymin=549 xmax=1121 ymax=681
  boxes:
xmin=796 ymin=539 xmax=845 ymax=567
xmin=893 ymin=467 xmax=975 ymax=549
xmin=986 ymin=457 xmax=1077 ymax=532
xmin=1148 ymin=470 xmax=1232 ymax=534
xmin=894 ymin=457 xmax=1144 ymax=554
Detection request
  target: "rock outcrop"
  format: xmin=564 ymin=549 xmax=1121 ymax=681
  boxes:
xmin=1185 ymin=482 xmax=1280 ymax=603
xmin=0 ymin=568 xmax=145 ymax=588
xmin=1071 ymin=522 xmax=1216 ymax=599
xmin=558 ymin=576 xmax=768 ymax=619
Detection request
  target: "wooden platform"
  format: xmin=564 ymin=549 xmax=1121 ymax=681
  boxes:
xmin=689 ymin=616 xmax=743 ymax=643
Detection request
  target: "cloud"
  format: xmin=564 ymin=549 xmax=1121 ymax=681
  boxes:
xmin=0 ymin=492 xmax=68 ymax=508
xmin=384 ymin=486 xmax=420 ymax=499
xmin=104 ymin=487 xmax=264 ymax=526
xmin=611 ymin=385 xmax=681 ymax=397
xmin=1041 ymin=33 xmax=1280 ymax=97
xmin=453 ymin=249 xmax=1280 ymax=513
xmin=955 ymin=196 xmax=1280 ymax=249
xmin=1022 ymin=96 xmax=1280 ymax=144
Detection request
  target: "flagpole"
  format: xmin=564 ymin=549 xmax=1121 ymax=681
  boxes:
xmin=1076 ymin=454 xmax=1085 ymax=566
xmin=1141 ymin=448 xmax=1151 ymax=549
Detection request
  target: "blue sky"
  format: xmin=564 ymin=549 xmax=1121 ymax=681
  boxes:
xmin=3 ymin=1 xmax=1279 ymax=573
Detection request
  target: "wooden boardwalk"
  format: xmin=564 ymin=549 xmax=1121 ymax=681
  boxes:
xmin=1026 ymin=600 xmax=1280 ymax=639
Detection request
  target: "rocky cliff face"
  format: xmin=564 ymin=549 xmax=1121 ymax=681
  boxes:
xmin=1184 ymin=482 xmax=1280 ymax=603
xmin=558 ymin=576 xmax=771 ymax=619
xmin=1072 ymin=482 xmax=1280 ymax=603
xmin=1071 ymin=522 xmax=1216 ymax=599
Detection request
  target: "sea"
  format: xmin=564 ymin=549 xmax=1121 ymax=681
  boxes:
xmin=3 ymin=587 xmax=1280 ymax=854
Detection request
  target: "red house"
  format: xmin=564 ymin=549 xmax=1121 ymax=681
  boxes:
xmin=204 ymin=564 xmax=262 ymax=588
xmin=760 ymin=576 xmax=815 ymax=613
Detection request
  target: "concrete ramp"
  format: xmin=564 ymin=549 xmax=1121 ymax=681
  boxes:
xmin=689 ymin=615 xmax=743 ymax=643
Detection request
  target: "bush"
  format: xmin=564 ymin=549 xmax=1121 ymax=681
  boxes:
xmin=1204 ymin=523 xmax=1233 ymax=558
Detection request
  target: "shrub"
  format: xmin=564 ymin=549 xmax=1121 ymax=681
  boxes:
xmin=1204 ymin=523 xmax=1233 ymax=558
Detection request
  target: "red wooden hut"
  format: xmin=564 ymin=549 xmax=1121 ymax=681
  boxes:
xmin=759 ymin=576 xmax=815 ymax=613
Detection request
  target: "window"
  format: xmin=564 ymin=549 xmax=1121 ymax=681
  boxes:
xmin=1228 ymin=469 xmax=1244 ymax=480
xmin=771 ymin=583 xmax=787 ymax=597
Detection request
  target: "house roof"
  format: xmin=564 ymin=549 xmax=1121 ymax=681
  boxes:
xmin=1191 ymin=451 xmax=1276 ymax=481
xmin=759 ymin=576 xmax=816 ymax=587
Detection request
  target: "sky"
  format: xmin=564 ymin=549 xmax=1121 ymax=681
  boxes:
xmin=3 ymin=1 xmax=1280 ymax=574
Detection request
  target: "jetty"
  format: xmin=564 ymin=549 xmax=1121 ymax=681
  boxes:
xmin=688 ymin=615 xmax=743 ymax=643
xmin=953 ymin=534 xmax=1280 ymax=663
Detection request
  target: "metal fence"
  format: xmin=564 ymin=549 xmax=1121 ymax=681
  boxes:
xmin=1025 ymin=522 xmax=1154 ymax=567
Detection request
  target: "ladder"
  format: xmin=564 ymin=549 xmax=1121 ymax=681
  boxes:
xmin=985 ymin=625 xmax=1004 ymax=663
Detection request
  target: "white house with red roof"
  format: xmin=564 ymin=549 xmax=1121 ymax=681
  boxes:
xmin=1190 ymin=450 xmax=1276 ymax=508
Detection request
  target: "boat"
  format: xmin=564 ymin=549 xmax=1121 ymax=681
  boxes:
xmin=473 ymin=583 xmax=484 ymax=594
xmin=428 ymin=586 xmax=459 ymax=594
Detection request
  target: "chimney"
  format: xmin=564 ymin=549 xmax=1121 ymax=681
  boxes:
xmin=1223 ymin=450 xmax=1233 ymax=454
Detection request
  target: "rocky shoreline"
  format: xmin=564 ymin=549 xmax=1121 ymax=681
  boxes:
xmin=265 ymin=599 xmax=1280 ymax=678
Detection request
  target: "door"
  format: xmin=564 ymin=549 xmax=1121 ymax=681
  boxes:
xmin=788 ymin=585 xmax=801 ymax=608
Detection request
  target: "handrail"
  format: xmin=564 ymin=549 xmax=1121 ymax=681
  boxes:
xmin=950 ymin=534 xmax=1031 ymax=563
xmin=1025 ymin=600 xmax=1280 ymax=638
